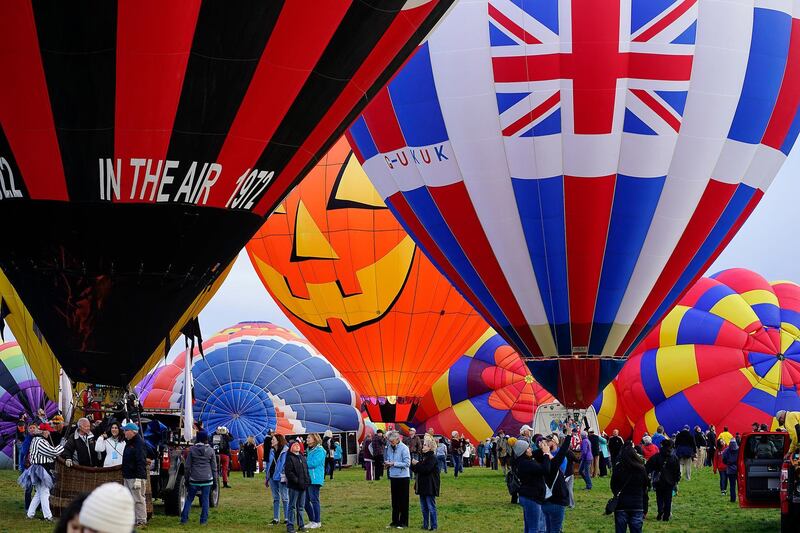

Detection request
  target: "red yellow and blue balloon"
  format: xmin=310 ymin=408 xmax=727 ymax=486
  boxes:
xmin=617 ymin=268 xmax=800 ymax=440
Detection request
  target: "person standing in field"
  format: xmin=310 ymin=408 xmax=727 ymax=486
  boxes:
xmin=265 ymin=434 xmax=289 ymax=526
xmin=239 ymin=435 xmax=258 ymax=478
xmin=180 ymin=429 xmax=217 ymax=526
xmin=693 ymin=425 xmax=707 ymax=470
xmin=608 ymin=429 xmax=624 ymax=468
xmin=722 ymin=438 xmax=740 ymax=503
xmin=304 ymin=433 xmax=325 ymax=529
xmin=435 ymin=438 xmax=448 ymax=473
xmin=284 ymin=439 xmax=310 ymax=533
xmin=385 ymin=430 xmax=411 ymax=529
xmin=579 ymin=432 xmax=593 ymax=490
xmin=646 ymin=439 xmax=681 ymax=521
xmin=611 ymin=445 xmax=649 ymax=533
xmin=19 ymin=423 xmax=63 ymax=521
xmin=411 ymin=434 xmax=440 ymax=531
xmin=121 ymin=422 xmax=148 ymax=529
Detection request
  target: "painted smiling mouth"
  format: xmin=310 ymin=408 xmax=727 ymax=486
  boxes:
xmin=252 ymin=235 xmax=416 ymax=331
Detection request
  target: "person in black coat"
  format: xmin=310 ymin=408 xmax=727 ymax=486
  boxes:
xmin=674 ymin=425 xmax=696 ymax=481
xmin=411 ymin=435 xmax=440 ymax=531
xmin=514 ymin=438 xmax=552 ymax=533
xmin=122 ymin=422 xmax=148 ymax=527
xmin=284 ymin=440 xmax=310 ymax=533
xmin=61 ymin=417 xmax=98 ymax=467
xmin=646 ymin=439 xmax=681 ymax=521
xmin=239 ymin=436 xmax=257 ymax=478
xmin=538 ymin=434 xmax=572 ymax=531
xmin=611 ymin=445 xmax=650 ymax=533
xmin=608 ymin=430 xmax=625 ymax=468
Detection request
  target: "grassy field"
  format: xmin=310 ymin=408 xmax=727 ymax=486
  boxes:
xmin=0 ymin=465 xmax=778 ymax=532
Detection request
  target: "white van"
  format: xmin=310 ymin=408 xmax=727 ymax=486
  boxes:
xmin=533 ymin=402 xmax=600 ymax=436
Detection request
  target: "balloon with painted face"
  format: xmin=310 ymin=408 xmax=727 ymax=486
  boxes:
xmin=347 ymin=0 xmax=800 ymax=407
xmin=246 ymin=137 xmax=487 ymax=422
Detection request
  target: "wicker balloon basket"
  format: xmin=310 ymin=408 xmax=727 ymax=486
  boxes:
xmin=49 ymin=457 xmax=153 ymax=518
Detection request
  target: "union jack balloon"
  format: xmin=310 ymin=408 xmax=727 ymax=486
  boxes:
xmin=347 ymin=0 xmax=800 ymax=407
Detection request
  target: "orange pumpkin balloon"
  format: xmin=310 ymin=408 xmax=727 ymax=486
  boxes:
xmin=247 ymin=137 xmax=486 ymax=422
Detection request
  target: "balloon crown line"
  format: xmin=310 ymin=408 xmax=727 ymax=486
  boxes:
xmin=361 ymin=395 xmax=421 ymax=406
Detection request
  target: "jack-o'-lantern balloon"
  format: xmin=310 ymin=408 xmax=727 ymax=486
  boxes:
xmin=247 ymin=137 xmax=486 ymax=422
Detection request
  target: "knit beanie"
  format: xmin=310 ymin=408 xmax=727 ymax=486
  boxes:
xmin=79 ymin=482 xmax=135 ymax=533
xmin=513 ymin=439 xmax=530 ymax=457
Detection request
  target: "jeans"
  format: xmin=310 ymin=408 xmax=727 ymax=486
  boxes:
xmin=579 ymin=459 xmax=593 ymax=489
xmin=419 ymin=495 xmax=437 ymax=530
xmin=728 ymin=473 xmax=737 ymax=502
xmin=614 ymin=510 xmax=644 ymax=533
xmin=452 ymin=454 xmax=463 ymax=477
xmin=305 ymin=484 xmax=321 ymax=523
xmin=268 ymin=479 xmax=288 ymax=521
xmin=541 ymin=501 xmax=566 ymax=532
xmin=436 ymin=455 xmax=447 ymax=473
xmin=287 ymin=488 xmax=306 ymax=532
xmin=655 ymin=487 xmax=673 ymax=519
xmin=27 ymin=484 xmax=52 ymax=519
xmin=390 ymin=476 xmax=410 ymax=527
xmin=720 ymin=471 xmax=728 ymax=492
xmin=180 ymin=484 xmax=210 ymax=524
xmin=565 ymin=475 xmax=575 ymax=508
xmin=518 ymin=495 xmax=541 ymax=533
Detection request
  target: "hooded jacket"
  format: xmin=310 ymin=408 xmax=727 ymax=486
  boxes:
xmin=186 ymin=442 xmax=217 ymax=484
xmin=306 ymin=443 xmax=326 ymax=486
xmin=722 ymin=440 xmax=739 ymax=475
xmin=284 ymin=451 xmax=311 ymax=491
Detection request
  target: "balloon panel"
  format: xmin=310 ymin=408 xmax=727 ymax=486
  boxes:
xmin=0 ymin=1 xmax=453 ymax=387
xmin=414 ymin=329 xmax=554 ymax=442
xmin=246 ymin=137 xmax=486 ymax=419
xmin=617 ymin=269 xmax=800 ymax=440
xmin=347 ymin=0 xmax=800 ymax=407
xmin=136 ymin=322 xmax=362 ymax=447
xmin=0 ymin=342 xmax=57 ymax=468
xmin=592 ymin=380 xmax=632 ymax=439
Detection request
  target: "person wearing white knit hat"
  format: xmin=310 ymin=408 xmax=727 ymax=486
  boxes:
xmin=78 ymin=482 xmax=135 ymax=533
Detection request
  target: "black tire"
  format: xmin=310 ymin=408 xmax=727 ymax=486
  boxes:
xmin=210 ymin=471 xmax=220 ymax=508
xmin=164 ymin=470 xmax=187 ymax=516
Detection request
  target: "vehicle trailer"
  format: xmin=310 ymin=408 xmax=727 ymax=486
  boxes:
xmin=142 ymin=411 xmax=220 ymax=515
xmin=737 ymin=431 xmax=799 ymax=532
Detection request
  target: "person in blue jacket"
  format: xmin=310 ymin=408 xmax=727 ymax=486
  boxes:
xmin=333 ymin=439 xmax=343 ymax=470
xmin=385 ymin=430 xmax=411 ymax=529
xmin=304 ymin=433 xmax=326 ymax=529
xmin=265 ymin=434 xmax=289 ymax=525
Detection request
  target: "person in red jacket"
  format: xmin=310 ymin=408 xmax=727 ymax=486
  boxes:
xmin=713 ymin=438 xmax=729 ymax=495
xmin=641 ymin=435 xmax=659 ymax=461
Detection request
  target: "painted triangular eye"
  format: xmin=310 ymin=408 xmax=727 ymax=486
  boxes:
xmin=272 ymin=202 xmax=287 ymax=215
xmin=291 ymin=200 xmax=338 ymax=261
xmin=327 ymin=153 xmax=386 ymax=210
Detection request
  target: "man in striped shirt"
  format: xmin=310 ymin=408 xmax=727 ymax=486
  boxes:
xmin=23 ymin=423 xmax=64 ymax=521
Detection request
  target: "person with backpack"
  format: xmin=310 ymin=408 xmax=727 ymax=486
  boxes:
xmin=722 ymin=438 xmax=740 ymax=503
xmin=610 ymin=445 xmax=650 ymax=533
xmin=646 ymin=439 xmax=681 ymax=521
xmin=514 ymin=438 xmax=552 ymax=533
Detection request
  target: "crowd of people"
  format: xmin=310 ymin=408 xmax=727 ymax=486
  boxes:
xmin=12 ymin=407 xmax=796 ymax=532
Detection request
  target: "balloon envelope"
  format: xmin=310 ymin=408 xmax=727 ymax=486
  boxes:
xmin=246 ymin=137 xmax=486 ymax=422
xmin=0 ymin=342 xmax=57 ymax=468
xmin=0 ymin=0 xmax=453 ymax=387
xmin=347 ymin=0 xmax=800 ymax=407
xmin=592 ymin=380 xmax=632 ymax=439
xmin=414 ymin=328 xmax=554 ymax=442
xmin=137 ymin=322 xmax=362 ymax=446
xmin=617 ymin=268 xmax=800 ymax=440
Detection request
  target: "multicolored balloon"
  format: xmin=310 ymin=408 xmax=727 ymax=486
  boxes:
xmin=617 ymin=268 xmax=800 ymax=440
xmin=246 ymin=137 xmax=486 ymax=422
xmin=0 ymin=342 xmax=57 ymax=468
xmin=137 ymin=322 xmax=362 ymax=447
xmin=347 ymin=0 xmax=800 ymax=407
xmin=0 ymin=1 xmax=454 ymax=389
xmin=414 ymin=329 xmax=554 ymax=442
xmin=592 ymin=379 xmax=632 ymax=439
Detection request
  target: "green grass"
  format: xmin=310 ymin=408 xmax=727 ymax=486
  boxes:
xmin=0 ymin=465 xmax=778 ymax=532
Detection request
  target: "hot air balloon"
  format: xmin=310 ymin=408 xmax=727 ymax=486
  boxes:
xmin=0 ymin=1 xmax=454 ymax=394
xmin=414 ymin=329 xmax=554 ymax=442
xmin=592 ymin=380 xmax=632 ymax=439
xmin=346 ymin=0 xmax=800 ymax=407
xmin=617 ymin=268 xmax=800 ymax=440
xmin=0 ymin=342 xmax=57 ymax=468
xmin=137 ymin=322 xmax=362 ymax=445
xmin=246 ymin=137 xmax=487 ymax=422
